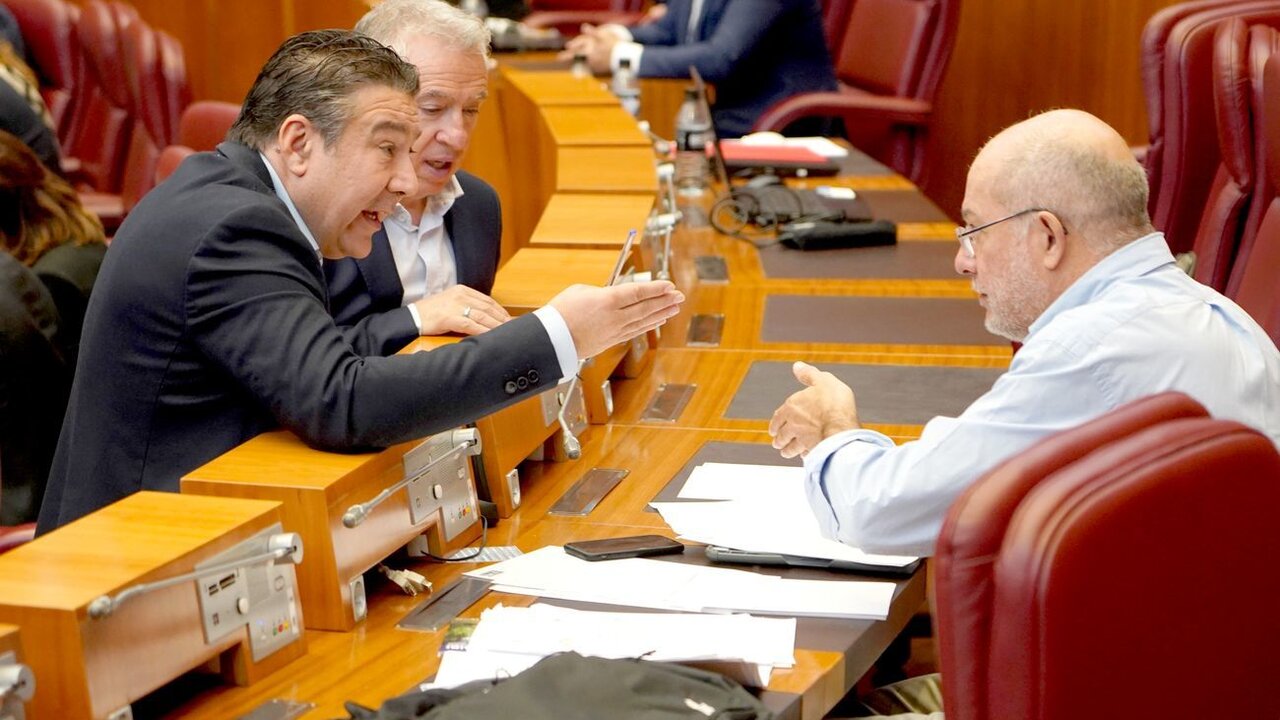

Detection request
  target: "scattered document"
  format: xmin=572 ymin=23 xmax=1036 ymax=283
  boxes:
xmin=458 ymin=604 xmax=796 ymax=687
xmin=733 ymin=135 xmax=849 ymax=157
xmin=465 ymin=546 xmax=895 ymax=621
xmin=654 ymin=462 xmax=918 ymax=569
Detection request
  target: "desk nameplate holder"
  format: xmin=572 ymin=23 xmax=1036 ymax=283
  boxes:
xmin=182 ymin=429 xmax=484 ymax=632
xmin=641 ymin=383 xmax=697 ymax=422
xmin=694 ymin=255 xmax=729 ymax=283
xmin=0 ymin=493 xmax=305 ymax=719
xmin=397 ymin=576 xmax=493 ymax=632
xmin=549 ymin=468 xmax=629 ymax=516
xmin=686 ymin=314 xmax=724 ymax=347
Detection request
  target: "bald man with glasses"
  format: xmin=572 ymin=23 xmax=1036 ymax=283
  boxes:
xmin=768 ymin=109 xmax=1280 ymax=562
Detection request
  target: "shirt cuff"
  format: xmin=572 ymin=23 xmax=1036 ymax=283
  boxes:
xmin=599 ymin=23 xmax=633 ymax=41
xmin=405 ymin=304 xmax=424 ymax=334
xmin=531 ymin=306 xmax=580 ymax=383
xmin=611 ymin=41 xmax=644 ymax=74
xmin=803 ymin=429 xmax=895 ymax=538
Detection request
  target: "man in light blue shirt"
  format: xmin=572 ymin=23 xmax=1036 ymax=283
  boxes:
xmin=768 ymin=108 xmax=1280 ymax=561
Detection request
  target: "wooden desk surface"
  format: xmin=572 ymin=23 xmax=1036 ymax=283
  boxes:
xmin=529 ymin=193 xmax=656 ymax=249
xmin=555 ymin=146 xmax=658 ymax=194
xmin=501 ymin=68 xmax=617 ymax=106
xmin=492 ymin=247 xmax=628 ymax=313
xmin=161 ymin=427 xmax=924 ymax=720
xmin=540 ymin=105 xmax=649 ymax=146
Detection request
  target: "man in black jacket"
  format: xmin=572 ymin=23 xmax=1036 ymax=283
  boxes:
xmin=37 ymin=30 xmax=682 ymax=532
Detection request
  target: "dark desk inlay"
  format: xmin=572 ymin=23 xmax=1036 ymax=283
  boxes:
xmin=757 ymin=239 xmax=959 ymax=280
xmin=726 ymin=361 xmax=1003 ymax=426
xmin=856 ymin=189 xmax=950 ymax=223
xmin=762 ymin=295 xmax=1005 ymax=346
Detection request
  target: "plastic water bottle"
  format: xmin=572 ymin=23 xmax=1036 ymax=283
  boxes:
xmin=674 ymin=87 xmax=711 ymax=196
xmin=571 ymin=53 xmax=591 ymax=79
xmin=612 ymin=58 xmax=641 ymax=117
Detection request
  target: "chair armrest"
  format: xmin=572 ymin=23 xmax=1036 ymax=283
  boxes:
xmin=0 ymin=524 xmax=36 ymax=554
xmin=753 ymin=93 xmax=933 ymax=133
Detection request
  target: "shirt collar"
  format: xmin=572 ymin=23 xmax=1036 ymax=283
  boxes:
xmin=259 ymin=152 xmax=320 ymax=257
xmin=389 ymin=175 xmax=465 ymax=229
xmin=1027 ymin=231 xmax=1174 ymax=337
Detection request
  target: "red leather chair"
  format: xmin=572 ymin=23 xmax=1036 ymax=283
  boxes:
xmin=3 ymin=0 xmax=82 ymax=144
xmin=120 ymin=23 xmax=190 ymax=211
xmin=177 ymin=100 xmax=240 ymax=152
xmin=1143 ymin=1 xmax=1280 ymax=256
xmin=153 ymin=144 xmax=193 ymax=185
xmin=933 ymin=392 xmax=1209 ymax=720
xmin=820 ymin=0 xmax=857 ymax=57
xmin=751 ymin=0 xmax=961 ymax=185
xmin=523 ymin=0 xmax=646 ymax=37
xmin=63 ymin=0 xmax=138 ymax=195
xmin=1186 ymin=18 xmax=1280 ymax=290
xmin=1225 ymin=48 xmax=1280 ymax=342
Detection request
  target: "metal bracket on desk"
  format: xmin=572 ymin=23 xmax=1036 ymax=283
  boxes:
xmin=641 ymin=383 xmax=696 ymax=423
xmin=694 ymin=255 xmax=728 ymax=283
xmin=397 ymin=576 xmax=493 ymax=633
xmin=548 ymin=468 xmax=629 ymax=516
xmin=686 ymin=314 xmax=724 ymax=347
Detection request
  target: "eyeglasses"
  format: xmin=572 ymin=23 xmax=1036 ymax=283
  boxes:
xmin=955 ymin=207 xmax=1051 ymax=258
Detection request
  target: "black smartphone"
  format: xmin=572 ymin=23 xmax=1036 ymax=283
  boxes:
xmin=564 ymin=535 xmax=684 ymax=562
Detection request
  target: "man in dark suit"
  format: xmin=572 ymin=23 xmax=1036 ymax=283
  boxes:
xmin=564 ymin=0 xmax=837 ymax=137
xmin=37 ymin=30 xmax=683 ymax=532
xmin=326 ymin=0 xmax=510 ymax=358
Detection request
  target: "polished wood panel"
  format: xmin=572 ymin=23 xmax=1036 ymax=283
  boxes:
xmin=539 ymin=105 xmax=650 ymax=146
xmin=555 ymin=146 xmax=659 ymax=194
xmin=921 ymin=0 xmax=1184 ymax=214
xmin=0 ymin=493 xmax=302 ymax=719
xmin=182 ymin=432 xmax=483 ymax=631
xmin=529 ymin=193 xmax=656 ymax=248
xmin=491 ymin=247 xmax=630 ymax=313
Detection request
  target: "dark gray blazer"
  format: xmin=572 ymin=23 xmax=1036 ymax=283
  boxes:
xmin=324 ymin=170 xmax=501 ymax=357
xmin=37 ymin=142 xmax=560 ymax=532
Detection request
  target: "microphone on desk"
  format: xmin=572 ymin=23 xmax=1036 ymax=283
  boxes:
xmin=86 ymin=532 xmax=304 ymax=620
xmin=556 ymin=363 xmax=585 ymax=460
xmin=342 ymin=429 xmax=481 ymax=528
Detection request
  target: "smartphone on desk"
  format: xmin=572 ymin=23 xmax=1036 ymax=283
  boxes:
xmin=564 ymin=535 xmax=684 ymax=562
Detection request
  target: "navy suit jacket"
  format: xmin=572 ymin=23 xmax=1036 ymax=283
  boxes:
xmin=324 ymin=170 xmax=501 ymax=357
xmin=38 ymin=142 xmax=560 ymax=532
xmin=629 ymin=0 xmax=837 ymax=138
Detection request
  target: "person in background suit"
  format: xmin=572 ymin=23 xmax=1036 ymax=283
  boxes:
xmin=37 ymin=30 xmax=683 ymax=533
xmin=562 ymin=0 xmax=837 ymax=138
xmin=326 ymin=0 xmax=509 ymax=358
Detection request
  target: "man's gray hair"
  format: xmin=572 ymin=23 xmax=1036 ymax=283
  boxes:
xmin=357 ymin=0 xmax=491 ymax=60
xmin=988 ymin=125 xmax=1154 ymax=251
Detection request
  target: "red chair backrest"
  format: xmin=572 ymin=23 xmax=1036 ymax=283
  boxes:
xmin=1145 ymin=1 xmax=1280 ymax=256
xmin=836 ymin=0 xmax=958 ymax=100
xmin=1226 ymin=48 xmax=1280 ymax=342
xmin=986 ymin=417 xmax=1280 ymax=719
xmin=154 ymin=144 xmax=193 ymax=185
xmin=64 ymin=0 xmax=138 ymax=192
xmin=1140 ymin=0 xmax=1244 ymax=210
xmin=1188 ymin=16 xmax=1280 ymax=289
xmin=178 ymin=101 xmax=240 ymax=152
xmin=821 ymin=0 xmax=857 ymax=57
xmin=3 ymin=0 xmax=81 ymax=143
xmin=934 ymin=392 xmax=1209 ymax=720
xmin=119 ymin=23 xmax=189 ymax=211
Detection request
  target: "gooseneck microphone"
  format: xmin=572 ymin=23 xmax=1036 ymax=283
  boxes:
xmin=87 ymin=532 xmax=303 ymax=620
xmin=556 ymin=363 xmax=585 ymax=460
xmin=343 ymin=429 xmax=480 ymax=528
xmin=637 ymin=120 xmax=672 ymax=156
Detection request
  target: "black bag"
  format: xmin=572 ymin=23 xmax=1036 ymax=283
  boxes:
xmin=341 ymin=652 xmax=775 ymax=720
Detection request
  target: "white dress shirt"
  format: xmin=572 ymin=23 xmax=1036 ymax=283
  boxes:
xmin=386 ymin=176 xmax=463 ymax=310
xmin=803 ymin=232 xmax=1280 ymax=557
xmin=258 ymin=156 xmax=580 ymax=382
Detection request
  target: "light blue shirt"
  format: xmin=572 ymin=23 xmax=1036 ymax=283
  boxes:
xmin=803 ymin=232 xmax=1280 ymax=557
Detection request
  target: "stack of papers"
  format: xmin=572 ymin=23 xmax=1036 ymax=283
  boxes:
xmin=465 ymin=546 xmax=895 ymax=620
xmin=432 ymin=604 xmax=796 ymax=688
xmin=649 ymin=462 xmax=918 ymax=569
